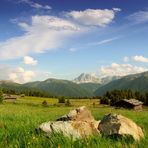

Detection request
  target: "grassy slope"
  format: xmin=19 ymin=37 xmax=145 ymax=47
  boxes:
xmin=0 ymin=96 xmax=148 ymax=148
xmin=79 ymin=83 xmax=101 ymax=95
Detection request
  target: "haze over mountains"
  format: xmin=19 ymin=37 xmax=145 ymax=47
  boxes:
xmin=0 ymin=71 xmax=148 ymax=97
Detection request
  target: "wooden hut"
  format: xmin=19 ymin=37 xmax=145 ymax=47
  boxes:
xmin=3 ymin=94 xmax=17 ymax=100
xmin=115 ymin=99 xmax=143 ymax=110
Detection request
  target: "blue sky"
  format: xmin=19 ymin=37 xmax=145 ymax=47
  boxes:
xmin=0 ymin=0 xmax=148 ymax=83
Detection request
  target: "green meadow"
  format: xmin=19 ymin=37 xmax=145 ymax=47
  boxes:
xmin=0 ymin=96 xmax=148 ymax=148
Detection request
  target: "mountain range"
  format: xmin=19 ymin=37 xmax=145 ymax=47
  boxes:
xmin=23 ymin=78 xmax=92 ymax=97
xmin=95 ymin=71 xmax=148 ymax=95
xmin=0 ymin=71 xmax=148 ymax=97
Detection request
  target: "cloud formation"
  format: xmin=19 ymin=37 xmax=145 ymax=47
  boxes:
xmin=127 ymin=10 xmax=148 ymax=24
xmin=0 ymin=8 xmax=120 ymax=60
xmin=19 ymin=0 xmax=52 ymax=10
xmin=8 ymin=67 xmax=35 ymax=83
xmin=66 ymin=8 xmax=121 ymax=27
xmin=23 ymin=56 xmax=38 ymax=65
xmin=0 ymin=65 xmax=54 ymax=83
xmin=100 ymin=63 xmax=147 ymax=77
xmin=0 ymin=15 xmax=81 ymax=60
xmin=133 ymin=55 xmax=148 ymax=63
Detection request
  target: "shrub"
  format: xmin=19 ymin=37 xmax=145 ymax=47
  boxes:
xmin=93 ymin=102 xmax=96 ymax=107
xmin=58 ymin=97 xmax=65 ymax=103
xmin=20 ymin=94 xmax=25 ymax=97
xmin=65 ymin=99 xmax=71 ymax=106
xmin=100 ymin=96 xmax=109 ymax=105
xmin=42 ymin=100 xmax=48 ymax=106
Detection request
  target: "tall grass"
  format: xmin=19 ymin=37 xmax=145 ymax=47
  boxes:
xmin=0 ymin=98 xmax=147 ymax=148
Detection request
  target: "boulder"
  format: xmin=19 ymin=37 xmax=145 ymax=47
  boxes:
xmin=56 ymin=106 xmax=95 ymax=122
xmin=38 ymin=120 xmax=100 ymax=138
xmin=37 ymin=106 xmax=100 ymax=138
xmin=98 ymin=114 xmax=144 ymax=141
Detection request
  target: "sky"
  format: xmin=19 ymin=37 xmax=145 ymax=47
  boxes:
xmin=0 ymin=0 xmax=148 ymax=83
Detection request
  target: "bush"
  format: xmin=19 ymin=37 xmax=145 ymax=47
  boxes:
xmin=20 ymin=94 xmax=25 ymax=97
xmin=58 ymin=97 xmax=65 ymax=103
xmin=100 ymin=96 xmax=109 ymax=105
xmin=65 ymin=99 xmax=71 ymax=106
xmin=0 ymin=89 xmax=3 ymax=103
xmin=93 ymin=102 xmax=96 ymax=107
xmin=42 ymin=100 xmax=48 ymax=106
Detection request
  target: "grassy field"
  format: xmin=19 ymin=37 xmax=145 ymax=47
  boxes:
xmin=0 ymin=96 xmax=148 ymax=148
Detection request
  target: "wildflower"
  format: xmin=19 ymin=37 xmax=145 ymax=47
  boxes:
xmin=58 ymin=144 xmax=60 ymax=148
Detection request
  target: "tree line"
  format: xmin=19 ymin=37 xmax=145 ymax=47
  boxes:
xmin=1 ymin=87 xmax=55 ymax=98
xmin=0 ymin=87 xmax=94 ymax=99
xmin=100 ymin=89 xmax=148 ymax=106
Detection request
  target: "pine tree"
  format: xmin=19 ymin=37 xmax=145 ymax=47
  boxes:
xmin=145 ymin=93 xmax=148 ymax=105
xmin=0 ymin=89 xmax=3 ymax=103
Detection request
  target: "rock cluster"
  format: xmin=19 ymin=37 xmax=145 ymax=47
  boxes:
xmin=37 ymin=106 xmax=144 ymax=141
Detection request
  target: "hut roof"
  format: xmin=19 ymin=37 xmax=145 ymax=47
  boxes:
xmin=3 ymin=94 xmax=17 ymax=99
xmin=123 ymin=99 xmax=143 ymax=106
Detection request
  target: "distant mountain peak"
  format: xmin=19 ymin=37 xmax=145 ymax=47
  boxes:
xmin=73 ymin=73 xmax=101 ymax=84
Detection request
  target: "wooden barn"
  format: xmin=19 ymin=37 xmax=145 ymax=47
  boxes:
xmin=115 ymin=99 xmax=143 ymax=110
xmin=3 ymin=94 xmax=17 ymax=100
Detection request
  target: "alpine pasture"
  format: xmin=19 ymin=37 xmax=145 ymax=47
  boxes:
xmin=0 ymin=96 xmax=148 ymax=148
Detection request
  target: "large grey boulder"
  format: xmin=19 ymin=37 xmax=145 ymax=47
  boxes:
xmin=98 ymin=114 xmax=144 ymax=141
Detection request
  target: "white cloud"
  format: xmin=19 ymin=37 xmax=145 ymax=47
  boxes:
xmin=123 ymin=56 xmax=129 ymax=62
xmin=0 ymin=65 xmax=12 ymax=80
xmin=6 ymin=66 xmax=35 ymax=83
xmin=66 ymin=8 xmax=121 ymax=27
xmin=133 ymin=55 xmax=148 ymax=63
xmin=113 ymin=8 xmax=121 ymax=12
xmin=22 ymin=71 xmax=35 ymax=82
xmin=0 ymin=65 xmax=53 ymax=83
xmin=8 ymin=73 xmax=18 ymax=82
xmin=14 ymin=67 xmax=25 ymax=73
xmin=99 ymin=63 xmax=147 ymax=77
xmin=89 ymin=37 xmax=120 ymax=46
xmin=127 ymin=11 xmax=148 ymax=24
xmin=0 ymin=15 xmax=81 ymax=60
xmin=23 ymin=56 xmax=38 ymax=65
xmin=19 ymin=0 xmax=52 ymax=10
xmin=69 ymin=48 xmax=77 ymax=52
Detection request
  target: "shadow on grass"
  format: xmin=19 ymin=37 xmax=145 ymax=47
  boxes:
xmin=34 ymin=130 xmax=136 ymax=148
xmin=102 ymin=134 xmax=135 ymax=144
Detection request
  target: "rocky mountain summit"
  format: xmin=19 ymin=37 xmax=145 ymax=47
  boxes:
xmin=73 ymin=73 xmax=101 ymax=84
